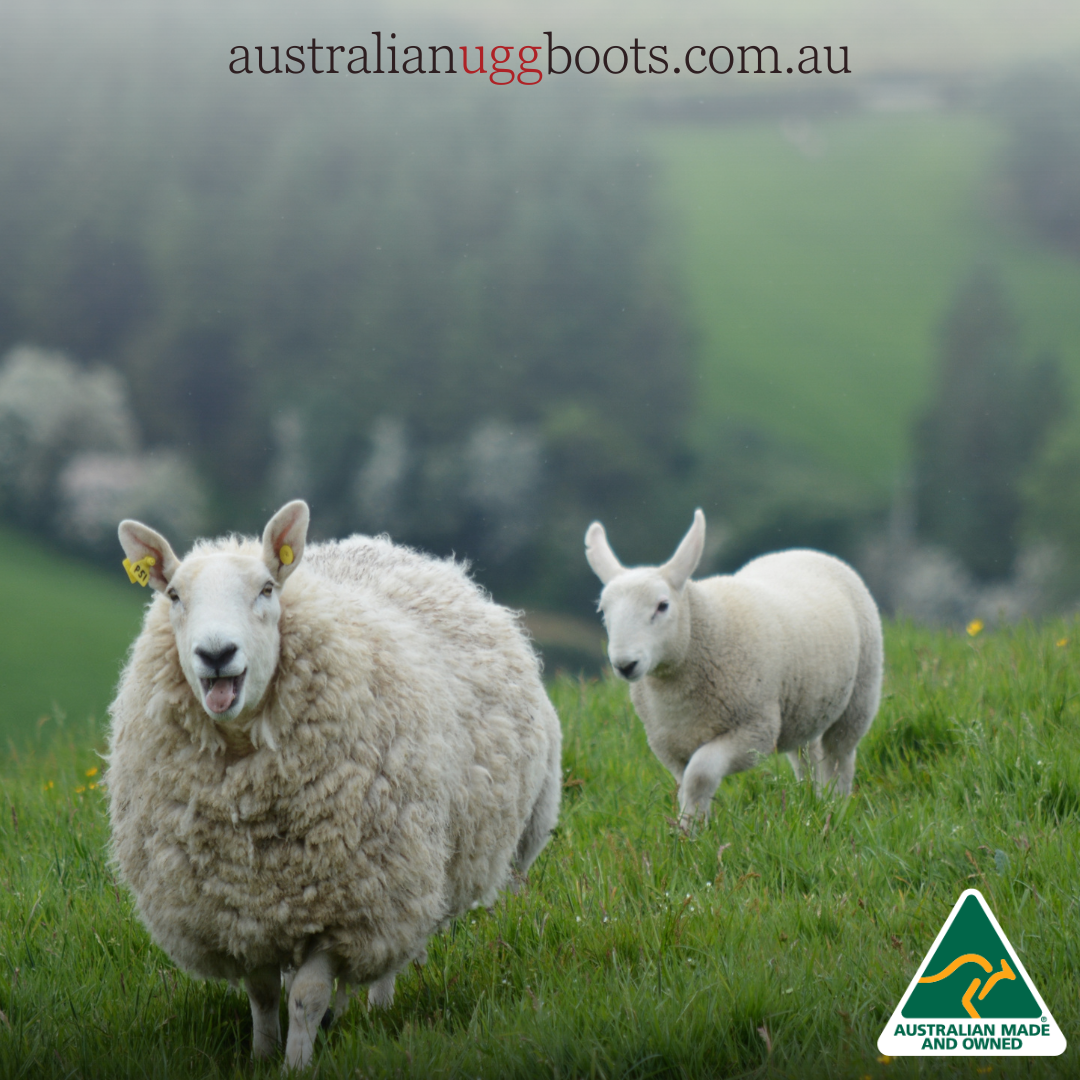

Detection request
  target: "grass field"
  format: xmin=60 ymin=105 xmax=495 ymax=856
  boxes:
xmin=2 ymin=620 xmax=1078 ymax=1078
xmin=655 ymin=112 xmax=1080 ymax=489
xmin=0 ymin=529 xmax=145 ymax=744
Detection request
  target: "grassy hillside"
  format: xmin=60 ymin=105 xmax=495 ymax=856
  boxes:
xmin=0 ymin=529 xmax=145 ymax=744
xmin=1 ymin=620 xmax=1078 ymax=1077
xmin=655 ymin=111 xmax=1080 ymax=489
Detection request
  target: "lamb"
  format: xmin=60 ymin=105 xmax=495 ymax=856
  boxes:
xmin=585 ymin=509 xmax=882 ymax=828
xmin=106 ymin=500 xmax=561 ymax=1069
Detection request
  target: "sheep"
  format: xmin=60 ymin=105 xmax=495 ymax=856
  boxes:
xmin=106 ymin=500 xmax=561 ymax=1070
xmin=585 ymin=509 xmax=882 ymax=828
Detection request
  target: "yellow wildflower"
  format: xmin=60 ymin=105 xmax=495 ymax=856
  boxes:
xmin=85 ymin=766 xmax=99 ymax=777
xmin=966 ymin=619 xmax=984 ymax=637
xmin=1057 ymin=638 xmax=1068 ymax=648
xmin=74 ymin=785 xmax=86 ymax=794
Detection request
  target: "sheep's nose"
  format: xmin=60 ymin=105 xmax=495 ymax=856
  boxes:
xmin=195 ymin=644 xmax=238 ymax=671
xmin=617 ymin=660 xmax=638 ymax=679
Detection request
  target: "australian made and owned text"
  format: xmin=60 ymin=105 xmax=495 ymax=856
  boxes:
xmin=890 ymin=1021 xmax=1054 ymax=1051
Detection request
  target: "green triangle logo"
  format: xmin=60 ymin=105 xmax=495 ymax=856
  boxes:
xmin=877 ymin=890 xmax=1066 ymax=1056
xmin=901 ymin=893 xmax=1040 ymax=1019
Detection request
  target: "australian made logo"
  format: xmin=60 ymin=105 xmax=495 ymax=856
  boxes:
xmin=877 ymin=889 xmax=1065 ymax=1056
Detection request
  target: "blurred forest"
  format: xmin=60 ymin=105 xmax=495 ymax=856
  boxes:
xmin=0 ymin=63 xmax=696 ymax=613
xmin=1 ymin=4 xmax=1080 ymax=627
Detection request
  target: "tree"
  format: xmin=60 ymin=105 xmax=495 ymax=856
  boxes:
xmin=913 ymin=270 xmax=1066 ymax=580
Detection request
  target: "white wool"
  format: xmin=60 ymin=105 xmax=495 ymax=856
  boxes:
xmin=108 ymin=502 xmax=561 ymax=1068
xmin=585 ymin=509 xmax=882 ymax=827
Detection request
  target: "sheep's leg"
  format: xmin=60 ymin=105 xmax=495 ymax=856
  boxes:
xmin=244 ymin=963 xmax=282 ymax=1061
xmin=816 ymin=745 xmax=857 ymax=796
xmin=819 ymin=660 xmax=881 ymax=797
xmin=367 ymin=969 xmax=397 ymax=1011
xmin=284 ymin=951 xmax=335 ymax=1071
xmin=818 ymin=728 xmax=858 ymax=795
xmin=678 ymin=730 xmax=769 ymax=830
xmin=514 ymin=756 xmax=561 ymax=875
xmin=328 ymin=979 xmax=361 ymax=1024
xmin=786 ymin=738 xmax=825 ymax=787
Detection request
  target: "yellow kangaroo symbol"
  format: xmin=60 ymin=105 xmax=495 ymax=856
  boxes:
xmin=918 ymin=954 xmax=1016 ymax=1019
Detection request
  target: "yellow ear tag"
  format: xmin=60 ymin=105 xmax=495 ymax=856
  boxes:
xmin=122 ymin=555 xmax=156 ymax=587
xmin=279 ymin=544 xmax=294 ymax=566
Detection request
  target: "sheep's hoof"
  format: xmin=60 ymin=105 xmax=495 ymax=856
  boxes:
xmin=676 ymin=810 xmax=706 ymax=837
xmin=367 ymin=971 xmax=396 ymax=1011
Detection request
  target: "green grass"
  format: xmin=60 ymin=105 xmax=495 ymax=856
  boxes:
xmin=2 ymin=620 xmax=1079 ymax=1078
xmin=655 ymin=112 xmax=1080 ymax=488
xmin=0 ymin=529 xmax=146 ymax=744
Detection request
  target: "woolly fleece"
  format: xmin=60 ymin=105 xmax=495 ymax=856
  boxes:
xmin=107 ymin=533 xmax=561 ymax=987
xmin=631 ymin=550 xmax=883 ymax=782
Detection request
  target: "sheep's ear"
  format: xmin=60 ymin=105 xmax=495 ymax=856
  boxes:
xmin=661 ymin=509 xmax=705 ymax=590
xmin=585 ymin=521 xmax=624 ymax=584
xmin=262 ymin=500 xmax=309 ymax=583
xmin=118 ymin=520 xmax=181 ymax=593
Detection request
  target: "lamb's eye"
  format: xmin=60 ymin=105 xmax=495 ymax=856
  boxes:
xmin=166 ymin=589 xmax=180 ymax=604
xmin=261 ymin=582 xmax=274 ymax=597
xmin=657 ymin=600 xmax=669 ymax=614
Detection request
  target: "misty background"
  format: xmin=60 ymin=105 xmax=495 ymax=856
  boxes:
xmin=2 ymin=0 xmax=1080 ymax=697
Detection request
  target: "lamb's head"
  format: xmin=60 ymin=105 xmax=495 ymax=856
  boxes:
xmin=585 ymin=509 xmax=705 ymax=681
xmin=118 ymin=500 xmax=310 ymax=722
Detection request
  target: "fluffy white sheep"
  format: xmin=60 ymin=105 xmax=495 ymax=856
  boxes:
xmin=107 ymin=501 xmax=561 ymax=1069
xmin=585 ymin=509 xmax=882 ymax=827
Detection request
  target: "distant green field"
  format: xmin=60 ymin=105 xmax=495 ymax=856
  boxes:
xmin=655 ymin=112 xmax=1080 ymax=489
xmin=0 ymin=529 xmax=144 ymax=744
xmin=2 ymin=621 xmax=1078 ymax=1077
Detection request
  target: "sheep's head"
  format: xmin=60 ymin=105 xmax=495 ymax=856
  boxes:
xmin=585 ymin=509 xmax=705 ymax=681
xmin=118 ymin=501 xmax=310 ymax=722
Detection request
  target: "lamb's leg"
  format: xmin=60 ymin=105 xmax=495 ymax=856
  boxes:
xmin=817 ymin=745 xmax=857 ymax=796
xmin=819 ymin=722 xmax=860 ymax=795
xmin=284 ymin=951 xmax=335 ymax=1070
xmin=678 ymin=729 xmax=770 ymax=830
xmin=244 ymin=963 xmax=281 ymax=1061
xmin=786 ymin=737 xmax=825 ymax=787
xmin=819 ymin=661 xmax=881 ymax=796
xmin=367 ymin=969 xmax=397 ymax=1011
xmin=817 ymin=612 xmax=883 ymax=797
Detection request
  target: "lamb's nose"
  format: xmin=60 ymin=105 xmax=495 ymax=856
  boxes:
xmin=195 ymin=644 xmax=238 ymax=672
xmin=617 ymin=660 xmax=638 ymax=679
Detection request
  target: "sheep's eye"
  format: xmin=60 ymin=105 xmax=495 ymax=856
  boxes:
xmin=166 ymin=588 xmax=180 ymax=604
xmin=261 ymin=582 xmax=274 ymax=597
xmin=656 ymin=600 xmax=669 ymax=614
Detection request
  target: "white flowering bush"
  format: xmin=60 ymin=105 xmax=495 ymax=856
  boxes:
xmin=0 ymin=343 xmax=207 ymax=556
xmin=56 ymin=450 xmax=207 ymax=556
xmin=352 ymin=415 xmax=542 ymax=562
xmin=0 ymin=345 xmax=137 ymax=523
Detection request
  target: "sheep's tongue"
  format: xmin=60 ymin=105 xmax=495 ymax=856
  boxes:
xmin=205 ymin=678 xmax=238 ymax=714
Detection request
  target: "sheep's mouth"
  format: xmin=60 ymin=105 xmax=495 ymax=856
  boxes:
xmin=201 ymin=672 xmax=246 ymax=715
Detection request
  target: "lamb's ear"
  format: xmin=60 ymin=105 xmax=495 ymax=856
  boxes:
xmin=262 ymin=500 xmax=310 ymax=583
xmin=585 ymin=521 xmax=624 ymax=585
xmin=118 ymin=520 xmax=181 ymax=593
xmin=661 ymin=509 xmax=705 ymax=590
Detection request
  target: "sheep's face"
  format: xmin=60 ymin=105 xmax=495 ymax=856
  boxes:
xmin=597 ymin=569 xmax=690 ymax=680
xmin=585 ymin=509 xmax=706 ymax=682
xmin=118 ymin=500 xmax=310 ymax=724
xmin=166 ymin=553 xmax=283 ymax=721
